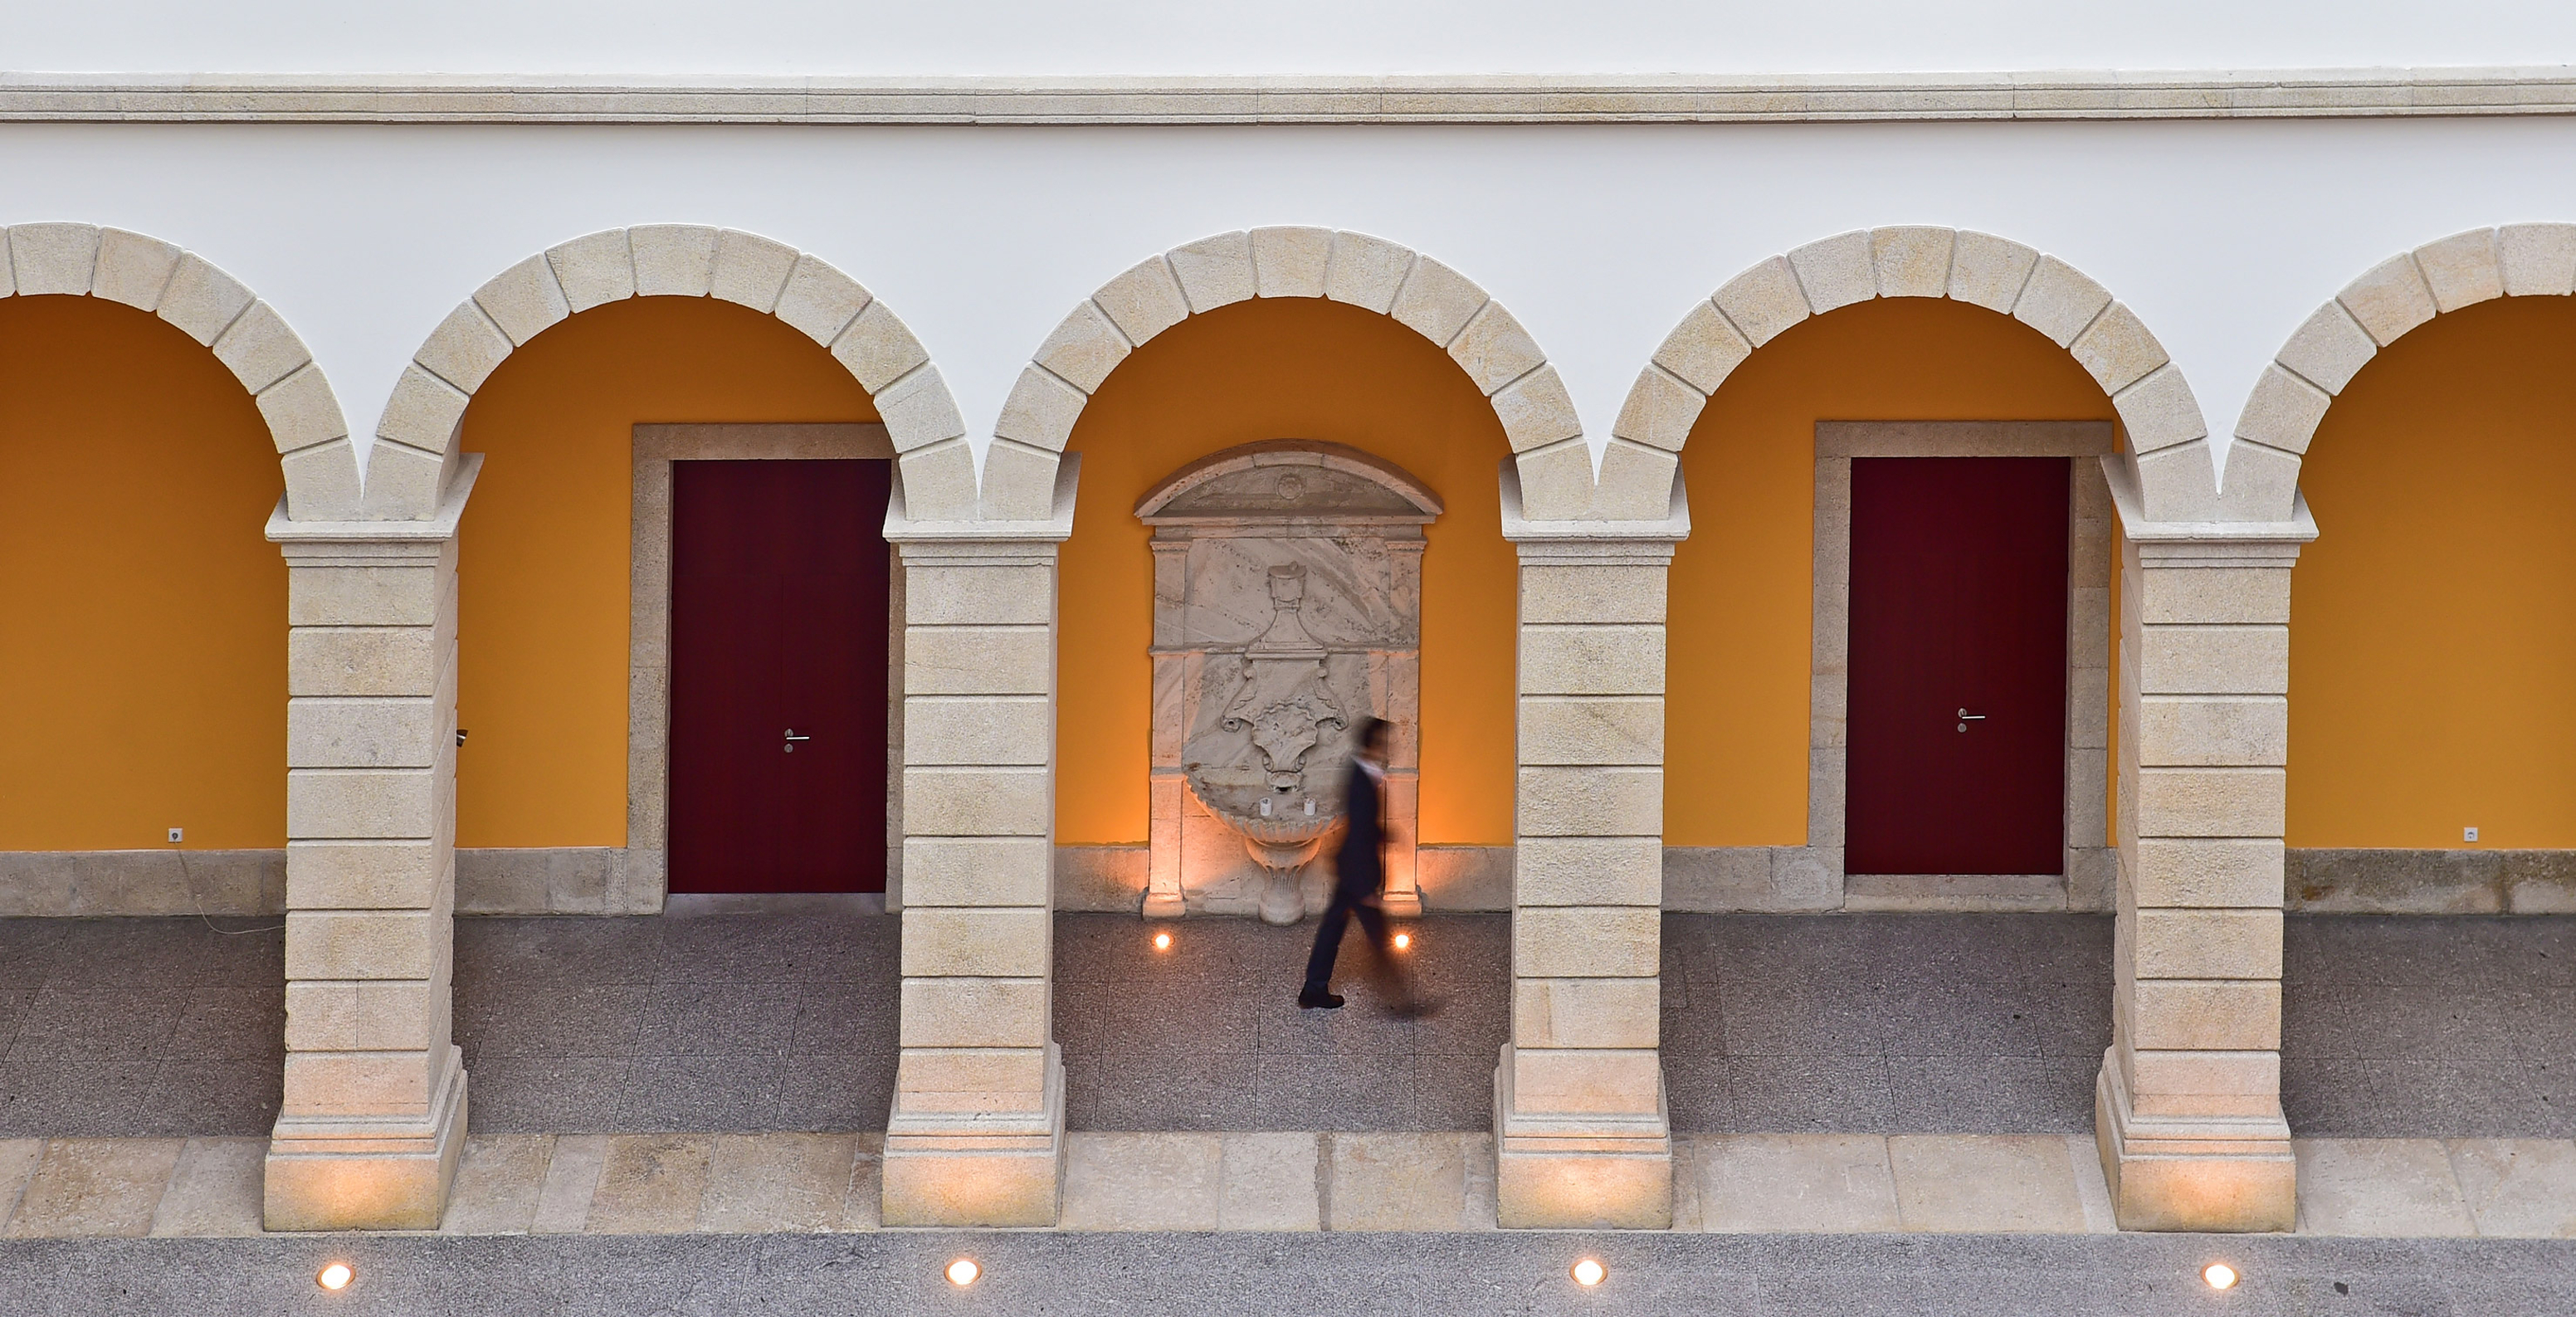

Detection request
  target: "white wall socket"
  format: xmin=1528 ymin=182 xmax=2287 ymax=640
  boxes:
xmin=168 ymin=827 xmax=183 ymax=844
xmin=2464 ymin=827 xmax=2480 ymax=842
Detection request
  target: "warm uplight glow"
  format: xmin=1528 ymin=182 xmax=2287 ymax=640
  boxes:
xmin=316 ymin=1262 xmax=354 ymax=1291
xmin=1393 ymin=932 xmax=1412 ymax=951
xmin=946 ymin=1258 xmax=981 ymax=1287
xmin=1571 ymin=1258 xmax=1606 ymax=1287
xmin=2203 ymin=1263 xmax=2238 ymax=1290
xmin=1153 ymin=932 xmax=1172 ymax=950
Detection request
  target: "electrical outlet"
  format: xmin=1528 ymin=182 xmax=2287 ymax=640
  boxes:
xmin=2465 ymin=827 xmax=2480 ymax=843
xmin=168 ymin=827 xmax=184 ymax=844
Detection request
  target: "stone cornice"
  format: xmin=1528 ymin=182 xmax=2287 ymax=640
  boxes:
xmin=5 ymin=67 xmax=2576 ymax=124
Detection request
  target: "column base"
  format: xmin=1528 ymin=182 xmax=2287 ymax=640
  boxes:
xmin=264 ymin=1045 xmax=467 ymax=1232
xmin=881 ymin=1043 xmax=1066 ymax=1227
xmin=2095 ymin=1051 xmax=2295 ymax=1232
xmin=1493 ymin=1044 xmax=1673 ymax=1229
xmin=1378 ymin=889 xmax=1424 ymax=919
xmin=1141 ymin=890 xmax=1186 ymax=919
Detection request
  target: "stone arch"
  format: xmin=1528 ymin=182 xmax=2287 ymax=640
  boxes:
xmin=2232 ymin=223 xmax=2576 ymax=523
xmin=1 ymin=221 xmax=362 ymax=520
xmin=372 ymin=226 xmax=968 ymax=520
xmin=1612 ymin=227 xmax=2221 ymax=522
xmin=992 ymin=227 xmax=1594 ymax=520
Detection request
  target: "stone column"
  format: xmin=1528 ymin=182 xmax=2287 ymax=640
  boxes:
xmin=879 ymin=459 xmax=1076 ymax=1227
xmin=1492 ymin=469 xmax=1682 ymax=1229
xmin=2095 ymin=469 xmax=2313 ymax=1232
xmin=263 ymin=459 xmax=480 ymax=1232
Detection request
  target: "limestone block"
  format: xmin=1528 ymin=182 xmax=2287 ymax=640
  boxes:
xmin=285 ymin=978 xmax=438 ymax=1051
xmin=155 ymin=253 xmax=256 ymax=346
xmin=7 ymin=222 xmax=100 ymax=296
xmin=2412 ymin=228 xmax=2504 ymax=313
xmin=2128 ymin=980 xmax=2281 ymax=1051
xmin=2112 ymin=364 xmax=2208 ymax=455
xmin=2214 ymin=441 xmax=2302 ymax=521
xmin=905 ymin=627 xmax=1051 ymax=696
xmin=285 ymin=910 xmax=442 ymax=978
xmin=1092 ymin=255 xmax=1192 ymax=347
xmin=2133 ymin=628 xmax=2297 ymax=700
xmin=437 ymin=1135 xmax=556 ymax=1235
xmin=148 ymin=1137 xmax=268 ymax=1238
xmin=1516 ymin=836 xmax=1663 ymax=906
xmin=1512 ymin=906 xmax=1660 ymax=978
xmin=900 ymin=907 xmax=1051 ymax=977
xmin=2013 ymin=256 xmax=2113 ymax=347
xmin=993 ymin=366 xmax=1087 ymax=452
xmin=2069 ymin=302 xmax=2169 ymax=395
xmin=1514 ymin=978 xmax=1660 ymax=1049
xmin=1593 ymin=441 xmax=1679 ymax=521
xmin=1507 ymin=1045 xmax=1665 ymax=1114
xmin=2497 ymin=222 xmax=2576 ymax=297
xmin=1713 ymin=256 xmax=1809 ymax=346
xmin=583 ymin=1134 xmax=713 ymax=1234
xmin=290 ymin=697 xmax=438 ymax=768
xmin=904 ymin=766 xmax=1050 ymax=837
xmin=287 ymin=766 xmax=440 ymax=840
xmin=2275 ymin=300 xmax=2378 ymax=395
xmin=2136 ymin=568 xmax=2291 ymax=627
xmin=897 ymin=441 xmax=978 ymax=522
xmin=359 ymin=441 xmax=452 ymax=521
xmin=279 ymin=440 xmax=366 ymax=520
xmin=698 ymin=1133 xmax=864 ymax=1233
xmin=904 ymin=563 xmax=1053 ymax=626
xmin=1389 ymin=254 xmax=1488 ymax=348
xmin=472 ymin=253 xmax=573 ymax=345
xmin=1946 ymin=231 xmax=2040 ymax=313
xmin=212 ymin=300 xmax=314 ymax=394
xmin=978 ymin=438 xmax=1061 ymax=521
xmin=2446 ymin=1139 xmax=2576 ymax=1237
xmin=2232 ymin=363 xmax=2331 ymax=455
xmin=1786 ymin=230 xmax=1876 ymax=313
xmin=1053 ymin=1134 xmax=1222 ymax=1231
xmin=1520 ymin=563 xmax=1667 ymax=625
xmin=1510 ymin=442 xmax=1593 ymax=522
xmin=1695 ymin=1134 xmax=1900 ymax=1232
xmin=1249 ymin=226 xmax=1332 ymax=299
xmin=1886 ymin=1135 xmax=2095 ymax=1234
xmin=1490 ymin=365 xmax=1583 ymax=452
xmin=2134 ymin=767 xmax=2285 ymax=837
xmin=1494 ymin=1137 xmax=1669 ymax=1231
xmin=2133 ymin=909 xmax=2281 ymax=980
xmin=1166 ymin=231 xmax=1256 ymax=314
xmin=905 ymin=694 xmax=1051 ymax=766
xmin=874 ymin=363 xmax=968 ymax=451
xmin=1324 ymin=231 xmax=1416 ymax=314
xmin=901 ymin=978 xmax=1050 ymax=1048
xmin=1032 ymin=300 xmax=1131 ymax=393
xmin=2125 ymin=1049 xmax=2277 ymax=1101
xmin=773 ymin=255 xmax=873 ymax=345
xmin=1447 ymin=300 xmax=1546 ymax=396
xmin=627 ymin=224 xmax=719 ymax=297
xmin=1520 ymin=624 xmax=1666 ymax=695
xmin=879 ymin=1138 xmax=1060 ymax=1227
xmin=902 ymin=837 xmax=1052 ymax=906
xmin=2 ymin=1139 xmax=183 ymax=1238
xmin=1651 ymin=298 xmax=1753 ymax=393
xmin=2339 ymin=252 xmax=2439 ymax=347
xmin=1519 ymin=695 xmax=1661 ymax=765
xmin=545 ymin=229 xmax=636 ymax=314
xmin=2293 ymin=1140 xmax=2476 ymax=1237
xmin=710 ymin=229 xmax=800 ymax=312
xmin=256 ymin=364 xmax=349 ymax=455
xmin=895 ymin=1046 xmax=1049 ymax=1098
xmin=2138 ymin=695 xmax=2287 ymax=768
xmin=1870 ymin=226 xmax=1954 ymax=299
xmin=2505 ymin=851 xmax=2576 ymax=915
xmin=1611 ymin=365 xmax=1704 ymax=451
xmin=90 ymin=228 xmax=181 ymax=310
xmin=412 ymin=300 xmax=515 ymax=393
xmin=1517 ymin=766 xmax=1660 ymax=837
xmin=2130 ymin=838 xmax=2282 ymax=908
xmin=376 ymin=363 xmax=470 ymax=454
xmin=827 ymin=300 xmax=930 ymax=393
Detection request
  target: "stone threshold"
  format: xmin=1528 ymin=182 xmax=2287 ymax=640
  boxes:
xmin=7 ymin=1133 xmax=2572 ymax=1239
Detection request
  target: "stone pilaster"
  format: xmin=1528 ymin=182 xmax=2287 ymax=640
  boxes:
xmin=262 ymin=457 xmax=481 ymax=1232
xmin=879 ymin=456 xmax=1078 ymax=1227
xmin=1492 ymin=463 xmax=1681 ymax=1230
xmin=2095 ymin=461 xmax=2313 ymax=1232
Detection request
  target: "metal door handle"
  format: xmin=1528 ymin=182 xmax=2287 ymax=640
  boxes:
xmin=1957 ymin=710 xmax=1984 ymax=732
xmin=783 ymin=729 xmax=811 ymax=753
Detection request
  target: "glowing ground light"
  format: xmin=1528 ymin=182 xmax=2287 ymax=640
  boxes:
xmin=1571 ymin=1258 xmax=1606 ymax=1287
xmin=2203 ymin=1263 xmax=2239 ymax=1290
xmin=316 ymin=1262 xmax=354 ymax=1291
xmin=946 ymin=1258 xmax=981 ymax=1287
xmin=1153 ymin=932 xmax=1172 ymax=950
xmin=1393 ymin=932 xmax=1412 ymax=951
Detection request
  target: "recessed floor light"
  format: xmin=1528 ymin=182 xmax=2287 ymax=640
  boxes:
xmin=1571 ymin=1257 xmax=1606 ymax=1286
xmin=1393 ymin=932 xmax=1412 ymax=951
xmin=317 ymin=1262 xmax=354 ymax=1290
xmin=947 ymin=1257 xmax=981 ymax=1287
xmin=2203 ymin=1262 xmax=2238 ymax=1290
xmin=1153 ymin=931 xmax=1172 ymax=950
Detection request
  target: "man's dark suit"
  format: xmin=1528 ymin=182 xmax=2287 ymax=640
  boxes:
xmin=1302 ymin=756 xmax=1393 ymax=997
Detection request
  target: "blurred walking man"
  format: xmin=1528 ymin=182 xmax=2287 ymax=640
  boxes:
xmin=1299 ymin=717 xmax=1432 ymax=1016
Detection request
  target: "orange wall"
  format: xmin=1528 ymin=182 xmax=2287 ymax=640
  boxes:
xmin=0 ymin=295 xmax=286 ymax=850
xmin=455 ymin=296 xmax=876 ymax=847
xmin=2289 ymin=295 xmax=2576 ymax=848
xmin=1666 ymin=297 xmax=2118 ymax=846
xmin=1056 ymin=297 xmax=1516 ymax=846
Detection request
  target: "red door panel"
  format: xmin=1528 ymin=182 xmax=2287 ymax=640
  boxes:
xmin=1845 ymin=456 xmax=2069 ymax=875
xmin=668 ymin=458 xmax=891 ymax=894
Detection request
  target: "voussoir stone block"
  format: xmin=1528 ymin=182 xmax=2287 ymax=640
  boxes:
xmin=1612 ymin=365 xmax=1705 ymax=452
xmin=90 ymin=228 xmax=181 ymax=310
xmin=280 ymin=441 xmax=366 ymax=520
xmin=993 ymin=366 xmax=1087 ymax=452
xmin=897 ymin=441 xmax=978 ymax=522
xmin=8 ymin=222 xmax=101 ymax=295
xmin=213 ymin=300 xmax=315 ymax=395
xmin=1092 ymin=255 xmax=1192 ymax=347
xmin=874 ymin=365 xmax=968 ymax=452
xmin=1250 ymin=226 xmax=1332 ymax=298
xmin=977 ymin=439 xmax=1061 ymax=522
xmin=710 ymin=229 xmax=799 ymax=312
xmin=1447 ymin=300 xmax=1547 ymax=396
xmin=1511 ymin=442 xmax=1597 ymax=522
xmin=773 ymin=255 xmax=872 ymax=346
xmin=474 ymin=254 xmax=572 ymax=345
xmin=1167 ymin=232 xmax=1256 ymax=314
xmin=156 ymin=253 xmax=256 ymax=346
xmin=627 ymin=224 xmax=719 ymax=297
xmin=2274 ymin=300 xmax=2377 ymax=396
xmin=2232 ymin=364 xmax=2332 ymax=454
xmin=1870 ymin=226 xmax=1954 ymax=298
xmin=1787 ymin=230 xmax=1876 ymax=313
xmin=256 ymin=365 xmax=349 ymax=455
xmin=1592 ymin=441 xmax=1678 ymax=521
xmin=829 ymin=300 xmax=929 ymax=393
xmin=2214 ymin=441 xmax=2303 ymax=521
xmin=2013 ymin=256 xmax=2113 ymax=347
xmin=376 ymin=364 xmax=470 ymax=454
xmin=1946 ymin=231 xmax=2039 ymax=312
xmin=2070 ymin=301 xmax=2169 ymax=395
xmin=2497 ymin=222 xmax=2576 ymax=297
xmin=545 ymin=230 xmax=637 ymax=314
xmin=2339 ymin=252 xmax=2440 ymax=346
xmin=1032 ymin=300 xmax=1130 ymax=394
xmin=413 ymin=301 xmax=515 ymax=394
xmin=1323 ymin=231 xmax=1413 ymax=314
xmin=1714 ymin=256 xmax=1809 ymax=346
xmin=1390 ymin=254 xmax=1488 ymax=348
xmin=2412 ymin=229 xmax=2504 ymax=313
xmin=2113 ymin=364 xmax=2208 ymax=455
xmin=359 ymin=441 xmax=451 ymax=521
xmin=1490 ymin=365 xmax=1583 ymax=452
xmin=1651 ymin=299 xmax=1753 ymax=394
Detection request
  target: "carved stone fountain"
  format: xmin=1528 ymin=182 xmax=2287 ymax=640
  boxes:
xmin=1135 ymin=441 xmax=1442 ymax=923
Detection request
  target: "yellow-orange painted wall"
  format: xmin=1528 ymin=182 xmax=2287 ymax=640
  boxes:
xmin=0 ymin=295 xmax=286 ymax=849
xmin=455 ymin=296 xmax=876 ymax=847
xmin=1666 ymin=297 xmax=2118 ymax=846
xmin=2289 ymin=295 xmax=2576 ymax=848
xmin=1055 ymin=297 xmax=1515 ymax=846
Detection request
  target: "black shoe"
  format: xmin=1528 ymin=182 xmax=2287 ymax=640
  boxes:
xmin=1298 ymin=989 xmax=1345 ymax=1009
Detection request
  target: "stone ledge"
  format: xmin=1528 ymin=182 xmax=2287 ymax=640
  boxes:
xmin=2287 ymin=847 xmax=2576 ymax=915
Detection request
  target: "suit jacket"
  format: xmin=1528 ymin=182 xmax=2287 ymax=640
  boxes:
xmin=1334 ymin=758 xmax=1386 ymax=898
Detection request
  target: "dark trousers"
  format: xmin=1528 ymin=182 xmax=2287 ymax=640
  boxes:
xmin=1303 ymin=882 xmax=1400 ymax=997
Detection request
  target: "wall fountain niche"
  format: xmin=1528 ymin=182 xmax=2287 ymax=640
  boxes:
xmin=1138 ymin=441 xmax=1442 ymax=923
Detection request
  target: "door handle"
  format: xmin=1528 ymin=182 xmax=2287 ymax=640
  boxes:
xmin=783 ymin=729 xmax=811 ymax=753
xmin=1956 ymin=709 xmax=1985 ymax=733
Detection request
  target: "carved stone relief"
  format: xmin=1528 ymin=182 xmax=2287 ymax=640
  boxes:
xmin=1138 ymin=441 xmax=1442 ymax=922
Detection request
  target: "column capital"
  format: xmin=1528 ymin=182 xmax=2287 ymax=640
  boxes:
xmin=268 ymin=453 xmax=481 ymax=562
xmin=886 ymin=451 xmax=1078 ymax=551
xmin=2102 ymin=454 xmax=2315 ymax=564
xmin=1498 ymin=459 xmax=1687 ymax=563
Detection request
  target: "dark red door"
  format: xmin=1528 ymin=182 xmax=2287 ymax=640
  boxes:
xmin=668 ymin=459 xmax=890 ymax=893
xmin=1845 ymin=456 xmax=2068 ymax=875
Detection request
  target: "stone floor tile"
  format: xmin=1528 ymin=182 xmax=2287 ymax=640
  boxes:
xmin=458 ymin=983 xmax=649 ymax=1061
xmin=163 ymin=995 xmax=285 ymax=1061
xmin=699 ymin=1133 xmax=861 ymax=1232
xmin=1886 ymin=1056 xmax=2096 ymax=1134
xmin=126 ymin=1059 xmax=281 ymax=1138
xmin=786 ymin=982 xmax=900 ymax=1057
xmin=1887 ymin=1134 xmax=2091 ymax=1233
xmin=2446 ymin=1139 xmax=2576 ymax=1237
xmin=144 ymin=1136 xmax=266 ymax=1237
xmin=1724 ymin=1055 xmax=1894 ymax=1132
xmin=0 ymin=989 xmax=34 ymax=1051
xmin=1251 ymin=1051 xmax=1414 ymax=1131
xmin=8 ymin=988 xmax=188 ymax=1060
xmin=1327 ymin=1133 xmax=1470 ymax=1231
xmin=2294 ymin=1139 xmax=2477 ymax=1237
xmin=1695 ymin=1134 xmax=1900 ymax=1233
xmin=615 ymin=1056 xmax=784 ymax=1131
xmin=0 ymin=1057 xmax=158 ymax=1136
xmin=583 ymin=1134 xmax=713 ymax=1234
xmin=0 ymin=1138 xmax=42 ymax=1222
xmin=1065 ymin=1051 xmax=1259 ymax=1131
xmin=466 ymin=1057 xmax=633 ymax=1134
xmin=772 ymin=1056 xmax=895 ymax=1132
xmin=1059 ymin=1133 xmax=1222 ymax=1231
xmin=529 ymin=1133 xmax=607 ymax=1234
xmin=1410 ymin=1053 xmax=1495 ymax=1129
xmin=633 ymin=983 xmax=801 ymax=1056
xmin=440 ymin=1134 xmax=556 ymax=1235
xmin=1217 ymin=1132 xmax=1320 ymax=1231
xmin=833 ymin=1134 xmax=883 ymax=1232
xmin=1 ymin=1138 xmax=184 ymax=1237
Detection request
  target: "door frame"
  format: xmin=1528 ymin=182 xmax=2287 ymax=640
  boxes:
xmin=1806 ymin=420 xmax=2116 ymax=910
xmin=626 ymin=422 xmax=904 ymax=911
